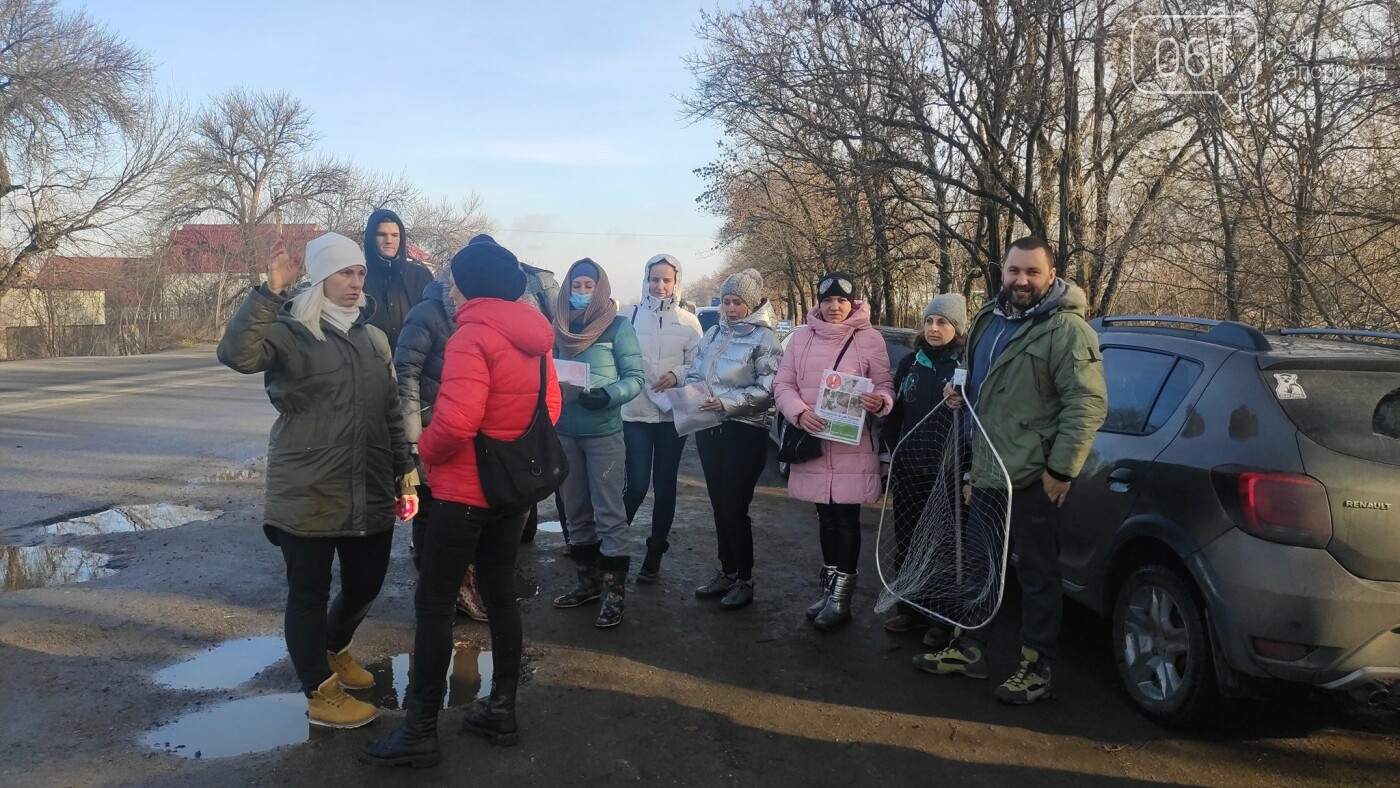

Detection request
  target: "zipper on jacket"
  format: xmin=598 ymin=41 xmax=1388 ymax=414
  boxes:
xmin=706 ymin=325 xmax=734 ymax=394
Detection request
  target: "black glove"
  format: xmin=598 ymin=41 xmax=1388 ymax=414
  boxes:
xmin=577 ymin=388 xmax=611 ymax=410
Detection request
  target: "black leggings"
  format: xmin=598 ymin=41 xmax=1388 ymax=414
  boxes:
xmin=410 ymin=500 xmax=528 ymax=710
xmin=276 ymin=528 xmax=394 ymax=695
xmin=816 ymin=503 xmax=862 ymax=574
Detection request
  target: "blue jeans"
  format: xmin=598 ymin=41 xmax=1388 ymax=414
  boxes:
xmin=622 ymin=421 xmax=688 ymax=546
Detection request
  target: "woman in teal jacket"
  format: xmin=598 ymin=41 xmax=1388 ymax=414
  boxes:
xmin=550 ymin=259 xmax=645 ymax=628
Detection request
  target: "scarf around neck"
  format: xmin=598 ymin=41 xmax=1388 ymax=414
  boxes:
xmin=555 ymin=259 xmax=616 ymax=356
xmin=322 ymin=299 xmax=361 ymax=335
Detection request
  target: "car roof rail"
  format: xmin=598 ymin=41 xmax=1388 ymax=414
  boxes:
xmin=1092 ymin=315 xmax=1272 ymax=351
xmin=1267 ymin=328 xmax=1400 ymax=346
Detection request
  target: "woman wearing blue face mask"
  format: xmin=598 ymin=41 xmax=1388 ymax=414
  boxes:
xmin=551 ymin=259 xmax=645 ymax=628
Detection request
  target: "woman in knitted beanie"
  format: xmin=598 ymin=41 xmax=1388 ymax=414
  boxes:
xmin=879 ymin=292 xmax=967 ymax=649
xmin=771 ymin=272 xmax=895 ymax=630
xmin=686 ymin=268 xmax=784 ymax=610
xmin=217 ymin=233 xmax=418 ymax=730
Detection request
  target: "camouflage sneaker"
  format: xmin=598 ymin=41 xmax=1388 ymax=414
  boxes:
xmin=994 ymin=646 xmax=1054 ymax=704
xmin=912 ymin=637 xmax=989 ymax=679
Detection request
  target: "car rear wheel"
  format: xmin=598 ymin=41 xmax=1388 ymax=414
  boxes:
xmin=1112 ymin=564 xmax=1220 ymax=727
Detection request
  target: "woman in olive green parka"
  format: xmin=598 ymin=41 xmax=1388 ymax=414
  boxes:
xmin=217 ymin=232 xmax=417 ymax=730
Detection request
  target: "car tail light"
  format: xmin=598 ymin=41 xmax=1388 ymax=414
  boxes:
xmin=1236 ymin=471 xmax=1333 ymax=548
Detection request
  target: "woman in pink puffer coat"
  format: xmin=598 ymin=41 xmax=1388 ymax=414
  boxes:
xmin=773 ymin=272 xmax=894 ymax=631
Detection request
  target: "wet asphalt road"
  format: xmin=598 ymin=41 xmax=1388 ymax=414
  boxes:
xmin=0 ymin=346 xmax=1398 ymax=786
xmin=0 ymin=346 xmax=273 ymax=528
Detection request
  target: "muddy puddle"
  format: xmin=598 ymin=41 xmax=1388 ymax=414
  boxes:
xmin=147 ymin=643 xmax=492 ymax=758
xmin=364 ymin=647 xmax=493 ymax=711
xmin=146 ymin=694 xmax=314 ymax=759
xmin=537 ymin=520 xmax=563 ymax=533
xmin=0 ymin=546 xmax=115 ymax=590
xmin=44 ymin=504 xmax=221 ymax=537
xmin=154 ymin=636 xmax=286 ymax=691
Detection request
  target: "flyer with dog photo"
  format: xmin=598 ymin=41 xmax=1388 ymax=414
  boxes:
xmin=814 ymin=369 xmax=874 ymax=445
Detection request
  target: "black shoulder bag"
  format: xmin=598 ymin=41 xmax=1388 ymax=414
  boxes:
xmin=777 ymin=332 xmax=857 ymax=466
xmin=473 ymin=357 xmax=569 ymax=511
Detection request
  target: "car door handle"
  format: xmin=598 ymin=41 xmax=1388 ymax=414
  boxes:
xmin=1108 ymin=468 xmax=1133 ymax=492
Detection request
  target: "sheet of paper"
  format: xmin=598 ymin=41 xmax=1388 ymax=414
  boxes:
xmin=554 ymin=358 xmax=591 ymax=392
xmin=665 ymin=383 xmax=722 ymax=437
xmin=642 ymin=356 xmax=674 ymax=413
xmin=813 ymin=369 xmax=874 ymax=445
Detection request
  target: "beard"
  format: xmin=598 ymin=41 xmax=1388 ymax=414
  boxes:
xmin=1001 ymin=282 xmax=1048 ymax=310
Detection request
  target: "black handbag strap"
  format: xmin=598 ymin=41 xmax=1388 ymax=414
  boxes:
xmin=803 ymin=331 xmax=858 ymax=382
xmin=536 ymin=356 xmax=548 ymax=414
xmin=832 ymin=332 xmax=857 ymax=369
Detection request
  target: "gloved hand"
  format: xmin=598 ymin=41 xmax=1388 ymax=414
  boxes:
xmin=577 ymin=388 xmax=611 ymax=410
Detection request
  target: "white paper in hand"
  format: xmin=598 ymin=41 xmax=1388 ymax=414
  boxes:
xmin=666 ymin=383 xmax=722 ymax=437
xmin=554 ymin=359 xmax=590 ymax=392
xmin=952 ymin=368 xmax=968 ymax=388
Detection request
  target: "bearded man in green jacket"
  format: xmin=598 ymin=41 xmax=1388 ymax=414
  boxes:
xmin=914 ymin=236 xmax=1108 ymax=705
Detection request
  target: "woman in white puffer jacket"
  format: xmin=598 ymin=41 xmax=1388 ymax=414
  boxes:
xmin=621 ymin=254 xmax=703 ymax=582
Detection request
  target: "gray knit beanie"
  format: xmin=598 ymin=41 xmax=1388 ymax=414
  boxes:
xmin=922 ymin=292 xmax=968 ymax=336
xmin=720 ymin=268 xmax=764 ymax=307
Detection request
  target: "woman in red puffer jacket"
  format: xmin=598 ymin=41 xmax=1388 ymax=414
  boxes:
xmin=362 ymin=238 xmax=560 ymax=768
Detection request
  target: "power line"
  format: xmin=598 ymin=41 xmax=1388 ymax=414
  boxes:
xmin=502 ymin=228 xmax=716 ymax=239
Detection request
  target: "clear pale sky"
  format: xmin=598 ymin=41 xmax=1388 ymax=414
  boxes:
xmin=78 ymin=0 xmax=731 ymax=298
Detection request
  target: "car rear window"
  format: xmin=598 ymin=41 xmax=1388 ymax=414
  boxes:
xmin=1267 ymin=369 xmax=1400 ymax=465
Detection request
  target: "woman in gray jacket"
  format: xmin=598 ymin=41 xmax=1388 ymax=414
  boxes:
xmin=687 ymin=269 xmax=783 ymax=610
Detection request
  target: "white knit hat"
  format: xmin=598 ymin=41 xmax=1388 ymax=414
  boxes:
xmin=304 ymin=233 xmax=364 ymax=287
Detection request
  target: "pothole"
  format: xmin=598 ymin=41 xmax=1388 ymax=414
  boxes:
xmin=44 ymin=504 xmax=221 ymax=537
xmin=154 ymin=636 xmax=286 ymax=691
xmin=1 ymin=546 xmax=116 ymax=590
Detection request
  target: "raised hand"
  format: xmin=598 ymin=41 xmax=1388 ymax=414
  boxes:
xmin=267 ymin=238 xmax=300 ymax=294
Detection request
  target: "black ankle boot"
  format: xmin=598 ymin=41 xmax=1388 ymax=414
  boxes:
xmin=461 ymin=678 xmax=519 ymax=746
xmin=637 ymin=538 xmax=668 ymax=583
xmin=359 ymin=700 xmax=441 ymax=768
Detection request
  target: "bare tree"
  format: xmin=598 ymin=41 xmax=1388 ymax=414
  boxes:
xmin=289 ymin=165 xmax=419 ymax=241
xmin=167 ymin=88 xmax=349 ymax=276
xmin=0 ymin=0 xmax=187 ymax=302
xmin=403 ymin=193 xmax=496 ymax=267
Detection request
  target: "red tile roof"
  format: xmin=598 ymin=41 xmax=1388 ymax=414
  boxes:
xmin=170 ymin=223 xmax=322 ymax=274
xmin=36 ymin=257 xmax=148 ymax=305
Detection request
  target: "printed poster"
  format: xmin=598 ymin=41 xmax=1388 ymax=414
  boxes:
xmin=814 ymin=369 xmax=873 ymax=445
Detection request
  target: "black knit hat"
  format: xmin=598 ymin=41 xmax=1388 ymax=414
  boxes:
xmin=451 ymin=237 xmax=527 ymax=302
xmin=816 ymin=271 xmax=857 ymax=301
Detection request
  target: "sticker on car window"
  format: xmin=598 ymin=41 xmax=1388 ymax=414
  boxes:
xmin=1273 ymin=373 xmax=1307 ymax=400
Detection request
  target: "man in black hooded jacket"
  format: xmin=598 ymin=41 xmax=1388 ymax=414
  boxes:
xmin=364 ymin=208 xmax=434 ymax=349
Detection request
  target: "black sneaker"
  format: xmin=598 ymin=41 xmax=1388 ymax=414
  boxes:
xmin=718 ymin=579 xmax=754 ymax=610
xmin=694 ymin=571 xmax=736 ymax=600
